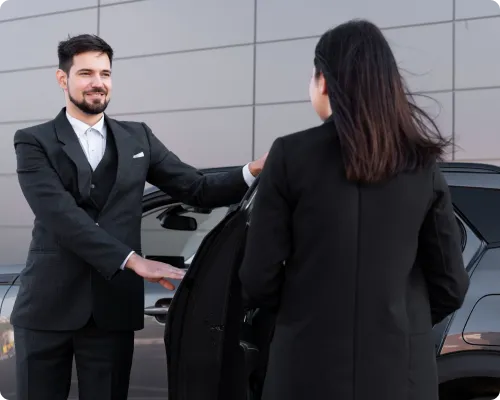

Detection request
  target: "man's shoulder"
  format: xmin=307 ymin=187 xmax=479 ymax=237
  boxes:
xmin=107 ymin=116 xmax=146 ymax=132
xmin=105 ymin=117 xmax=151 ymax=143
xmin=14 ymin=119 xmax=55 ymax=143
xmin=20 ymin=120 xmax=54 ymax=134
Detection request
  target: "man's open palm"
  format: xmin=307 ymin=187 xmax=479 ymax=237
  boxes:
xmin=127 ymin=255 xmax=186 ymax=290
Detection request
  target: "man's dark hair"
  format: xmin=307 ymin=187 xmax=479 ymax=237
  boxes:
xmin=57 ymin=34 xmax=114 ymax=74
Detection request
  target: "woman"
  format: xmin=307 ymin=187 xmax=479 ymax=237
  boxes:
xmin=239 ymin=19 xmax=469 ymax=400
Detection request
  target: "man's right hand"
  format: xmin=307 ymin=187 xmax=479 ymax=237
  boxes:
xmin=125 ymin=253 xmax=186 ymax=290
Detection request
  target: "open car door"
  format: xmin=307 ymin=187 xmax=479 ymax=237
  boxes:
xmin=165 ymin=177 xmax=274 ymax=400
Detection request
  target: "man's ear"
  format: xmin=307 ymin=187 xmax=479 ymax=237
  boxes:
xmin=56 ymin=69 xmax=68 ymax=91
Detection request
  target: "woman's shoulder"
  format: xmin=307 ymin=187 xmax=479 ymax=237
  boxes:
xmin=278 ymin=120 xmax=337 ymax=149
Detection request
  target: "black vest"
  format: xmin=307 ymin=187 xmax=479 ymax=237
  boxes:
xmin=84 ymin=130 xmax=118 ymax=219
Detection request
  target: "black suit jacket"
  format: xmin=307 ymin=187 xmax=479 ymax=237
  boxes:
xmin=12 ymin=108 xmax=249 ymax=332
xmin=239 ymin=120 xmax=470 ymax=400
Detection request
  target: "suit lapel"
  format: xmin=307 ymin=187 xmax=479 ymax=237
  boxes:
xmin=54 ymin=108 xmax=139 ymax=212
xmin=54 ymin=108 xmax=92 ymax=200
xmin=100 ymin=114 xmax=139 ymax=214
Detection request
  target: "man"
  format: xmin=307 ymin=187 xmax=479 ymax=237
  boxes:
xmin=11 ymin=34 xmax=266 ymax=400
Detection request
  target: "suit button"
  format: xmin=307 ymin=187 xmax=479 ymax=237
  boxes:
xmin=96 ymin=222 xmax=99 ymax=226
xmin=91 ymin=184 xmax=95 ymax=189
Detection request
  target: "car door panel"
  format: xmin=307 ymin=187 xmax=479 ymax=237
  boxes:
xmin=131 ymin=198 xmax=234 ymax=398
xmin=165 ymin=184 xmax=261 ymax=400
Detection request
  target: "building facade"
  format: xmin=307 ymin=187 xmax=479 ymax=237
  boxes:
xmin=0 ymin=0 xmax=498 ymax=263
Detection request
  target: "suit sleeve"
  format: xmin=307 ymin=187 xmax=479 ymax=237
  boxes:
xmin=418 ymin=165 xmax=470 ymax=325
xmin=143 ymin=123 xmax=249 ymax=208
xmin=14 ymin=129 xmax=133 ymax=280
xmin=239 ymin=137 xmax=292 ymax=309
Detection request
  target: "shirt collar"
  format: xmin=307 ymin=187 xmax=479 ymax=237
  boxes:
xmin=66 ymin=111 xmax=106 ymax=138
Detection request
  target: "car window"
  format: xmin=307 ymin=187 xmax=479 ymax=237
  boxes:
xmin=455 ymin=213 xmax=482 ymax=269
xmin=141 ymin=204 xmax=230 ymax=268
xmin=449 ymin=186 xmax=500 ymax=244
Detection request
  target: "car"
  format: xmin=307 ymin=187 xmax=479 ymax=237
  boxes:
xmin=1 ymin=162 xmax=500 ymax=400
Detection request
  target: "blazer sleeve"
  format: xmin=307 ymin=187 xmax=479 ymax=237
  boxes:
xmin=14 ymin=129 xmax=133 ymax=280
xmin=418 ymin=165 xmax=470 ymax=325
xmin=143 ymin=123 xmax=249 ymax=208
xmin=239 ymin=137 xmax=292 ymax=309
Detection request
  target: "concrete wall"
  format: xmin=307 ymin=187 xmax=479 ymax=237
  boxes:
xmin=0 ymin=0 xmax=499 ymax=263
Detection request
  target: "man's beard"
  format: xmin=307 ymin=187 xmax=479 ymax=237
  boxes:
xmin=69 ymin=89 xmax=110 ymax=115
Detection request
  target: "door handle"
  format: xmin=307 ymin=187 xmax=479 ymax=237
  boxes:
xmin=144 ymin=305 xmax=169 ymax=316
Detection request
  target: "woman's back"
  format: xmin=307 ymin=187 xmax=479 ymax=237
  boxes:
xmin=279 ymin=120 xmax=435 ymax=334
xmin=239 ymin=18 xmax=469 ymax=400
xmin=241 ymin=121 xmax=468 ymax=399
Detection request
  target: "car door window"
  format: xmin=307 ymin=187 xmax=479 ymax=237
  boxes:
xmin=141 ymin=203 xmax=230 ymax=268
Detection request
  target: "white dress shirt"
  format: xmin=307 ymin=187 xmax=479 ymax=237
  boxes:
xmin=65 ymin=112 xmax=256 ymax=271
xmin=66 ymin=112 xmax=107 ymax=171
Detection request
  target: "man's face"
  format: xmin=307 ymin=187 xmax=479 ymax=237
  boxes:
xmin=59 ymin=51 xmax=112 ymax=115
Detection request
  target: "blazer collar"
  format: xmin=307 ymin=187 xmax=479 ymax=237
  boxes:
xmin=54 ymin=107 xmax=140 ymax=210
xmin=100 ymin=114 xmax=142 ymax=214
xmin=54 ymin=108 xmax=93 ymax=198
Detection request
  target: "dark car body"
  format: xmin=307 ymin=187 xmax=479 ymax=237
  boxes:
xmin=2 ymin=163 xmax=500 ymax=400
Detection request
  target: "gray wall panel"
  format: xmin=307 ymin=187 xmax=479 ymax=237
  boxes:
xmin=256 ymin=24 xmax=452 ymax=104
xmin=455 ymin=0 xmax=500 ymax=19
xmin=255 ymin=38 xmax=316 ymax=104
xmin=455 ymin=18 xmax=500 ymax=89
xmin=455 ymin=89 xmax=500 ymax=160
xmin=0 ymin=122 xmax=35 ymax=174
xmin=0 ymin=175 xmax=33 ymax=226
xmin=254 ymin=103 xmax=321 ymax=156
xmin=0 ymin=69 xmax=63 ymax=122
xmin=106 ymin=46 xmax=254 ymax=115
xmin=0 ymin=8 xmax=98 ymax=71
xmin=0 ymin=227 xmax=33 ymax=264
xmin=0 ymin=0 xmax=96 ymax=21
xmin=100 ymin=0 xmax=254 ymax=57
xmin=100 ymin=0 xmax=142 ymax=4
xmin=108 ymin=107 xmax=253 ymax=168
xmin=257 ymin=0 xmax=453 ymax=42
xmin=385 ymin=23 xmax=453 ymax=92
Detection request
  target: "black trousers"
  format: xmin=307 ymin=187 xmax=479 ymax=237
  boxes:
xmin=13 ymin=316 xmax=134 ymax=400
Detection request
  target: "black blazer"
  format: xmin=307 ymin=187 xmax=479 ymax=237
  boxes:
xmin=12 ymin=108 xmax=249 ymax=332
xmin=239 ymin=120 xmax=470 ymax=400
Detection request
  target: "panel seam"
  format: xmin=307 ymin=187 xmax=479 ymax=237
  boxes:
xmin=452 ymin=0 xmax=457 ymax=160
xmin=251 ymin=0 xmax=258 ymax=159
xmin=97 ymin=0 xmax=101 ymax=36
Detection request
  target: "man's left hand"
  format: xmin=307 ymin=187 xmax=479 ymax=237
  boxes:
xmin=248 ymin=152 xmax=268 ymax=177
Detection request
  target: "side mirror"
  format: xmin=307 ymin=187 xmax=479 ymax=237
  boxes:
xmin=159 ymin=214 xmax=197 ymax=231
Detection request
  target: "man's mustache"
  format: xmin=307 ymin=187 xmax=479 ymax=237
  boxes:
xmin=84 ymin=89 xmax=107 ymax=95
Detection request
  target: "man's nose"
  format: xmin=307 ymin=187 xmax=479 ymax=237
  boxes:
xmin=91 ymin=76 xmax=105 ymax=87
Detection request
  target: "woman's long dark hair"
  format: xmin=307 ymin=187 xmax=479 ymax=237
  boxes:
xmin=314 ymin=19 xmax=451 ymax=183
